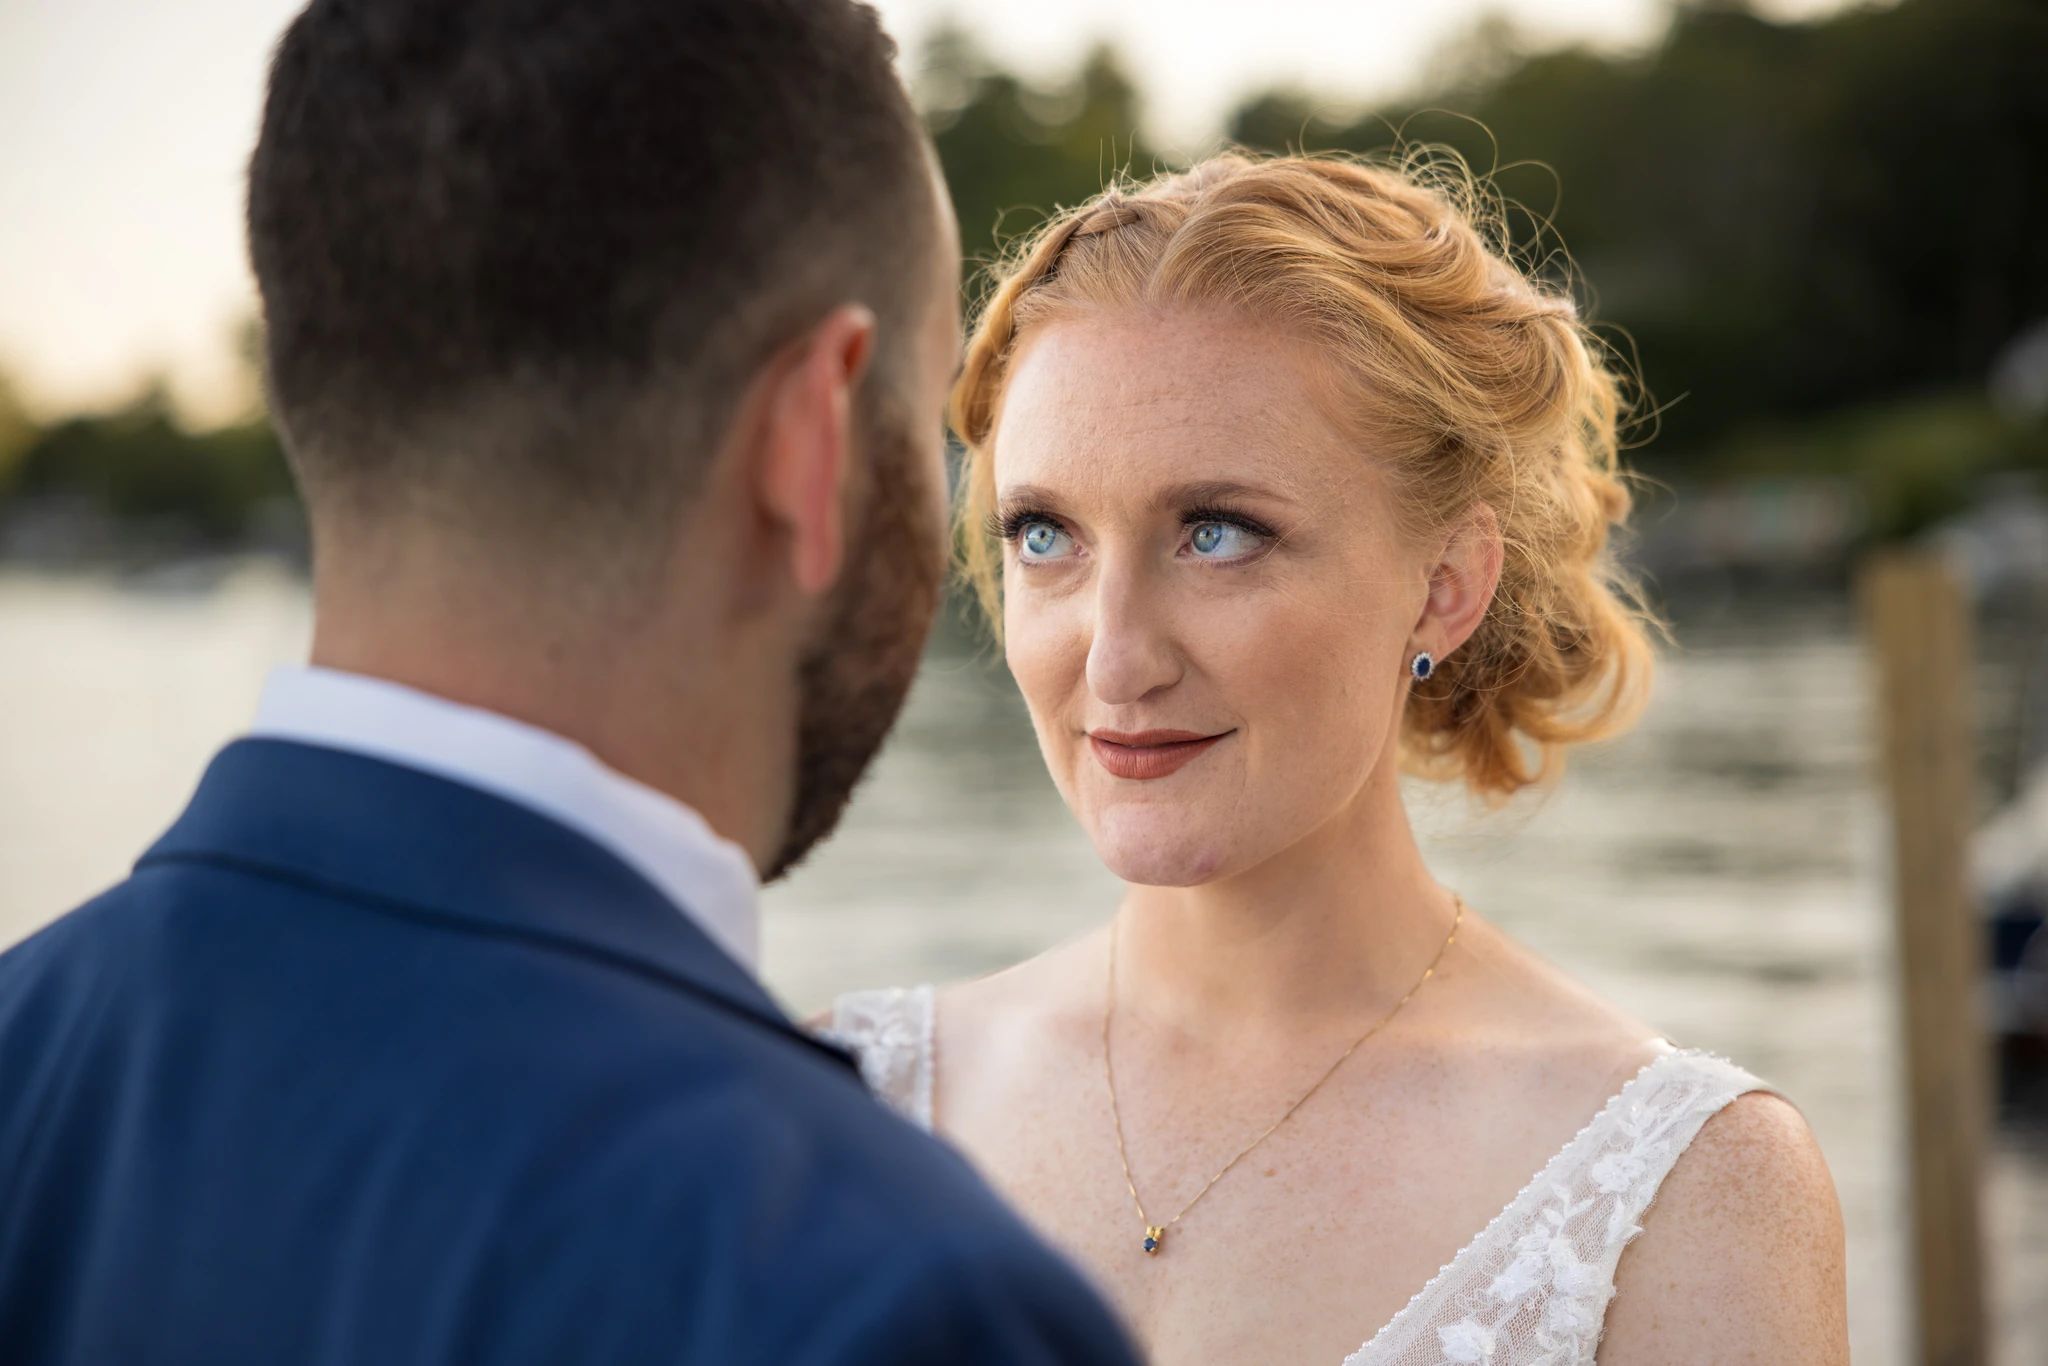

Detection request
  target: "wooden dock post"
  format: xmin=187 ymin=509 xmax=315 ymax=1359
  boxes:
xmin=1858 ymin=546 xmax=1989 ymax=1366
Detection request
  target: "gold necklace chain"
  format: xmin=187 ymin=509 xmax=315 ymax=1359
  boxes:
xmin=1102 ymin=891 xmax=1465 ymax=1257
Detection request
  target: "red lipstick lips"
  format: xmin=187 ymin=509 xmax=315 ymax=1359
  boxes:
xmin=1088 ymin=729 xmax=1231 ymax=781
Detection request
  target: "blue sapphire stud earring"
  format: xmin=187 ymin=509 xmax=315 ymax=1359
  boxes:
xmin=1410 ymin=650 xmax=1434 ymax=681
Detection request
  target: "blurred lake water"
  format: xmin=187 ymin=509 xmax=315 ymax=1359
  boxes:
xmin=2 ymin=560 xmax=2042 ymax=1362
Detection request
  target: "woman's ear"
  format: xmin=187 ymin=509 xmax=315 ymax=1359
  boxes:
xmin=1415 ymin=500 xmax=1504 ymax=655
xmin=750 ymin=304 xmax=878 ymax=597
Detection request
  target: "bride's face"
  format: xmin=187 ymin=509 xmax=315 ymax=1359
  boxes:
xmin=991 ymin=309 xmax=1426 ymax=887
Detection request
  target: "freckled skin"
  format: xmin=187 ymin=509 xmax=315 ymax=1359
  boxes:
xmin=996 ymin=312 xmax=1415 ymax=892
xmin=911 ymin=310 xmax=1847 ymax=1365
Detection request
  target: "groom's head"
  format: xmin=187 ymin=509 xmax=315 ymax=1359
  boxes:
xmin=247 ymin=0 xmax=961 ymax=878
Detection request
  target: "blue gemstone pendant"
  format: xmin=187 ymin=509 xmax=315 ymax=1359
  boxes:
xmin=1142 ymin=1226 xmax=1164 ymax=1255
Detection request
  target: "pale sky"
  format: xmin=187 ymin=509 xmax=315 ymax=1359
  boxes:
xmin=0 ymin=0 xmax=1851 ymax=425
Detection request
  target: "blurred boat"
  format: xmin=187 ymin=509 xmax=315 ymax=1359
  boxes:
xmin=1936 ymin=474 xmax=2048 ymax=1047
xmin=1982 ymin=754 xmax=2048 ymax=1046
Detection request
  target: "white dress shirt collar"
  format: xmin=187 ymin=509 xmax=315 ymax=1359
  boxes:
xmin=247 ymin=665 xmax=761 ymax=974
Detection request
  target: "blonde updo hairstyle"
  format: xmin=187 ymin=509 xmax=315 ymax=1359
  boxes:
xmin=950 ymin=150 xmax=1666 ymax=804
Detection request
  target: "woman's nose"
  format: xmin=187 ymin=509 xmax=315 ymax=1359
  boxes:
xmin=1084 ymin=563 xmax=1182 ymax=706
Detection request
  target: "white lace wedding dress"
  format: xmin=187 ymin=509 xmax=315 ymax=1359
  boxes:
xmin=823 ymin=984 xmax=1773 ymax=1366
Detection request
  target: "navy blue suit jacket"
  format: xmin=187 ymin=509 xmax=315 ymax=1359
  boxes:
xmin=0 ymin=739 xmax=1140 ymax=1365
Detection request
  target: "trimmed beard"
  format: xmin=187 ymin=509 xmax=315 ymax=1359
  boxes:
xmin=764 ymin=392 xmax=945 ymax=882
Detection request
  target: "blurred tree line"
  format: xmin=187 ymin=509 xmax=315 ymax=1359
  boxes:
xmin=1217 ymin=0 xmax=2048 ymax=528
xmin=1 ymin=0 xmax=2041 ymax=552
xmin=0 ymin=323 xmax=293 ymax=551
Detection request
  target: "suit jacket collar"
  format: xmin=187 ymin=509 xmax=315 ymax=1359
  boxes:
xmin=139 ymin=738 xmax=857 ymax=1075
xmin=246 ymin=665 xmax=762 ymax=974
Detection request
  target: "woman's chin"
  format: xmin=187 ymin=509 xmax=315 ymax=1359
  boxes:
xmin=1086 ymin=809 xmax=1239 ymax=887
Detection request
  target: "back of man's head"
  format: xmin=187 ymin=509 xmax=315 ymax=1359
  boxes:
xmin=247 ymin=0 xmax=937 ymax=583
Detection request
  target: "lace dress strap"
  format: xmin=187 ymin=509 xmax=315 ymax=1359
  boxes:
xmin=1356 ymin=1047 xmax=1774 ymax=1366
xmin=821 ymin=984 xmax=937 ymax=1129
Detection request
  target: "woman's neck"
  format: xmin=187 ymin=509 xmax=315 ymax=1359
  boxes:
xmin=1111 ymin=767 xmax=1457 ymax=1038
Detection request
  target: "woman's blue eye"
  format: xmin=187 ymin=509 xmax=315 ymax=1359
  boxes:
xmin=1189 ymin=521 xmax=1254 ymax=558
xmin=1018 ymin=520 xmax=1071 ymax=560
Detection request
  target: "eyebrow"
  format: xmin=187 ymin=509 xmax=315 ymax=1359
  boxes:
xmin=994 ymin=479 xmax=1299 ymax=512
xmin=1154 ymin=479 xmax=1299 ymax=509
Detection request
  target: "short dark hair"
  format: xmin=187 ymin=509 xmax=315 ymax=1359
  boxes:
xmin=247 ymin=0 xmax=935 ymax=562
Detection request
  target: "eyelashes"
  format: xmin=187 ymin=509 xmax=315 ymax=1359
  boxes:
xmin=1182 ymin=504 xmax=1280 ymax=542
xmin=988 ymin=504 xmax=1280 ymax=544
xmin=989 ymin=502 xmax=1281 ymax=566
xmin=988 ymin=507 xmax=1049 ymax=543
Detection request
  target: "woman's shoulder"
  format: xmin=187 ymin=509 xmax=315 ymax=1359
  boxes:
xmin=822 ymin=981 xmax=935 ymax=1033
xmin=812 ymin=983 xmax=939 ymax=1127
xmin=819 ymin=927 xmax=1100 ymax=1040
xmin=1433 ymin=920 xmax=1834 ymax=1228
xmin=818 ymin=933 xmax=1109 ymax=1125
xmin=1598 ymin=1081 xmax=1847 ymax=1361
xmin=933 ymin=931 xmax=1112 ymax=1068
xmin=1458 ymin=926 xmax=1846 ymax=1356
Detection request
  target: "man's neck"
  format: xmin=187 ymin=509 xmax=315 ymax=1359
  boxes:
xmin=307 ymin=606 xmax=794 ymax=877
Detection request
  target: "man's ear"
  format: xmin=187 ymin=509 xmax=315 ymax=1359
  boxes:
xmin=752 ymin=304 xmax=878 ymax=597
